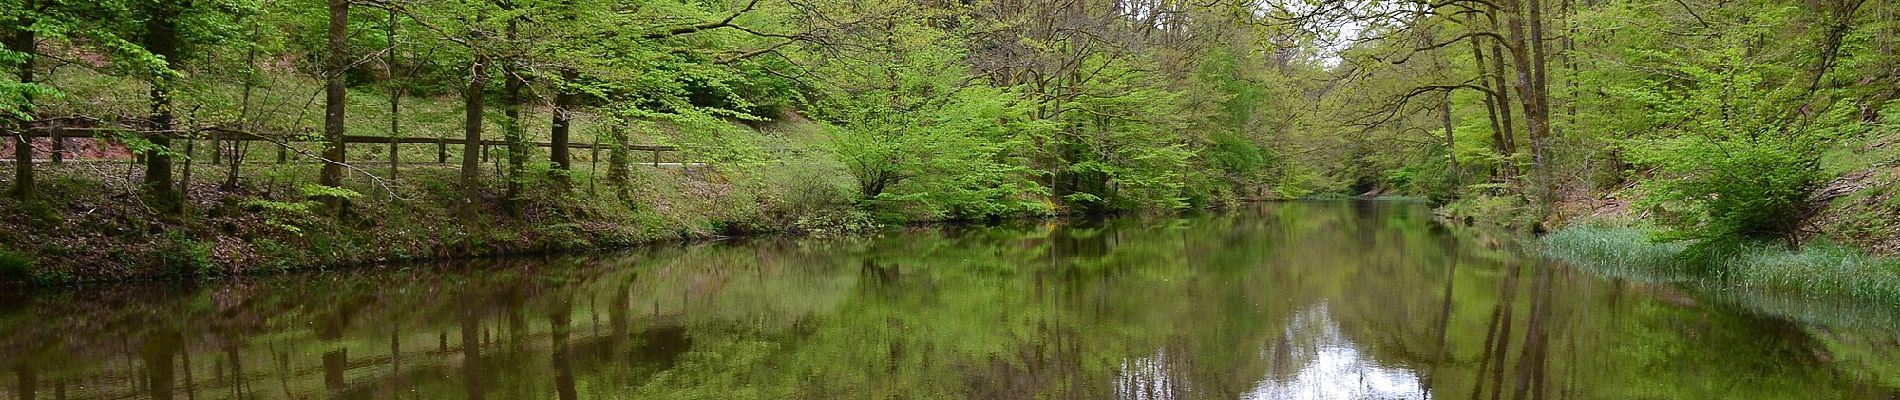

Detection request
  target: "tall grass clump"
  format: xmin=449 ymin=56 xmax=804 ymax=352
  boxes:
xmin=1713 ymin=243 xmax=1900 ymax=304
xmin=1547 ymin=226 xmax=1900 ymax=305
xmin=1542 ymin=226 xmax=1696 ymax=283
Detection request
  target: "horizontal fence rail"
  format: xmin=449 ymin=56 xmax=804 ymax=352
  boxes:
xmin=3 ymin=126 xmax=699 ymax=167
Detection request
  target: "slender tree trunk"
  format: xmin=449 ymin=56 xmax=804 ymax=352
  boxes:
xmin=1442 ymin=101 xmax=1459 ymax=184
xmin=1526 ymin=0 xmax=1557 ymax=213
xmin=460 ymin=13 xmax=488 ymax=198
xmin=1501 ymin=0 xmax=1553 ymax=213
xmin=500 ymin=14 xmax=526 ymax=214
xmin=1466 ymin=15 xmax=1510 ymax=180
xmin=549 ymin=69 xmax=576 ymax=188
xmin=320 ymin=0 xmax=350 ymax=214
xmin=143 ymin=2 xmax=183 ymax=215
xmin=606 ymin=123 xmax=629 ymax=189
xmin=7 ymin=5 xmax=36 ymax=202
xmin=179 ymin=137 xmax=193 ymax=199
xmin=223 ymin=74 xmax=245 ymax=193
xmin=1485 ymin=9 xmax=1522 ymax=179
xmin=387 ymin=10 xmax=401 ymax=182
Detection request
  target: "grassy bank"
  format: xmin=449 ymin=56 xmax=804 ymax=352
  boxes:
xmin=1544 ymin=226 xmax=1900 ymax=304
xmin=0 ymin=150 xmax=874 ymax=285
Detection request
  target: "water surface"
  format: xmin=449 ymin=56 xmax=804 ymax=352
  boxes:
xmin=3 ymin=201 xmax=1897 ymax=399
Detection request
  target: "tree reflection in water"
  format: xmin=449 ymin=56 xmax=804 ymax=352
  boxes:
xmin=0 ymin=202 xmax=1896 ymax=399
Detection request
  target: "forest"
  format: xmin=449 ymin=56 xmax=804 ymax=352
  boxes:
xmin=1 ymin=0 xmax=1898 ymax=285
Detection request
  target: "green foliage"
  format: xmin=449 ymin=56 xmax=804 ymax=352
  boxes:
xmin=802 ymin=19 xmax=1051 ymax=220
xmin=298 ymin=183 xmax=361 ymax=201
xmin=1618 ymin=48 xmax=1837 ymax=249
xmin=0 ymin=247 xmax=32 ymax=282
xmin=236 ymin=184 xmax=355 ymax=235
xmin=156 ymin=231 xmax=214 ymax=277
xmin=1548 ymin=225 xmax=1900 ymax=304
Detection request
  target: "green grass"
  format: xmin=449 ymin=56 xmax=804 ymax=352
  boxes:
xmin=1542 ymin=226 xmax=1696 ymax=284
xmin=1714 ymin=243 xmax=1900 ymax=303
xmin=1545 ymin=226 xmax=1900 ymax=304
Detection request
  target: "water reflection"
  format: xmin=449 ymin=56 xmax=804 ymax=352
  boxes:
xmin=0 ymin=202 xmax=1896 ymax=399
xmin=1241 ymin=305 xmax=1425 ymax=400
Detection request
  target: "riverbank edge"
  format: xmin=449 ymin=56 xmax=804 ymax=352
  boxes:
xmin=1 ymin=164 xmax=1275 ymax=287
xmin=1426 ymin=190 xmax=1900 ymax=305
xmin=0 ymin=164 xmax=847 ymax=287
xmin=1539 ymin=223 xmax=1900 ymax=305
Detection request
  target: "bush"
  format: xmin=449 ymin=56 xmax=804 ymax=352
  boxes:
xmin=1629 ymin=133 xmax=1822 ymax=253
xmin=0 ymin=248 xmax=33 ymax=282
xmin=157 ymin=232 xmax=215 ymax=277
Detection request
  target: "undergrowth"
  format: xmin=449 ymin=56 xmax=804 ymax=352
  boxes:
xmin=1545 ymin=225 xmax=1900 ymax=304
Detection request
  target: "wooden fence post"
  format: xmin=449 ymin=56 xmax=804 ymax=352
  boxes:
xmin=437 ymin=137 xmax=447 ymax=163
xmin=389 ymin=136 xmax=399 ymax=180
xmin=588 ymin=134 xmax=600 ymax=195
xmin=49 ymin=124 xmax=64 ymax=164
xmin=651 ymin=149 xmax=660 ymax=167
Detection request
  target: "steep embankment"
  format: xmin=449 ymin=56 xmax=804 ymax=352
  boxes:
xmin=1540 ymin=131 xmax=1900 ymax=304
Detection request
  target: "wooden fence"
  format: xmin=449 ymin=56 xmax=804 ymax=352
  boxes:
xmin=6 ymin=126 xmax=694 ymax=167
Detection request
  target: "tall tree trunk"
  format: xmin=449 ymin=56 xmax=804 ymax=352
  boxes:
xmin=320 ymin=0 xmax=350 ymax=214
xmin=387 ymin=10 xmax=401 ymax=181
xmin=1484 ymin=9 xmax=1522 ymax=180
xmin=143 ymin=2 xmax=183 ymax=215
xmin=548 ymin=69 xmax=576 ymax=188
xmin=1466 ymin=14 xmax=1510 ymax=180
xmin=545 ymin=0 xmax=578 ymax=188
xmin=460 ymin=12 xmax=488 ymax=198
xmin=606 ymin=123 xmax=629 ymax=190
xmin=1443 ymin=101 xmax=1459 ymax=184
xmin=1527 ymin=0 xmax=1557 ymax=212
xmin=1502 ymin=0 xmax=1554 ymax=211
xmin=227 ymin=23 xmax=256 ymax=191
xmin=7 ymin=4 xmax=35 ymax=202
xmin=500 ymin=14 xmax=526 ymax=215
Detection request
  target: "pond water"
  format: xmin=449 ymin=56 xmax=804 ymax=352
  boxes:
xmin=2 ymin=201 xmax=1897 ymax=399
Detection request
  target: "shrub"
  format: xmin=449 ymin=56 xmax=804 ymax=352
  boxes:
xmin=157 ymin=232 xmax=215 ymax=277
xmin=0 ymin=248 xmax=33 ymax=282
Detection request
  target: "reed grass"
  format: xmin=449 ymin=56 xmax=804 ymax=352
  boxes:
xmin=1543 ymin=226 xmax=1900 ymax=305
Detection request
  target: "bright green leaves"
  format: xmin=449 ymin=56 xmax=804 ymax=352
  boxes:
xmin=810 ymin=24 xmax=1051 ymax=220
xmin=1607 ymin=8 xmax=1855 ymax=248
